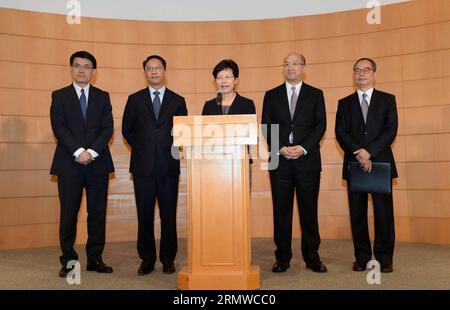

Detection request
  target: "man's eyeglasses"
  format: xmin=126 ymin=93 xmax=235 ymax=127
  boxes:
xmin=282 ymin=62 xmax=304 ymax=68
xmin=72 ymin=64 xmax=94 ymax=71
xmin=353 ymin=67 xmax=373 ymax=74
xmin=145 ymin=66 xmax=163 ymax=72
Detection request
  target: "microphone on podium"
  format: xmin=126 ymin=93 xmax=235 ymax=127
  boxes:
xmin=216 ymin=91 xmax=223 ymax=107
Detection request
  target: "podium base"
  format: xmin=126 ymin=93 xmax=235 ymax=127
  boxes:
xmin=178 ymin=266 xmax=260 ymax=290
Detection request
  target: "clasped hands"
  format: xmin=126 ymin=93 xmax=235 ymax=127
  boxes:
xmin=280 ymin=145 xmax=305 ymax=160
xmin=354 ymin=148 xmax=372 ymax=173
xmin=75 ymin=150 xmax=95 ymax=165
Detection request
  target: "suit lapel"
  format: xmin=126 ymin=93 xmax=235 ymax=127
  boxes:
xmin=158 ymin=88 xmax=172 ymax=123
xmin=351 ymin=91 xmax=365 ymax=126
xmin=292 ymin=83 xmax=309 ymax=120
xmin=85 ymin=86 xmax=96 ymax=125
xmin=227 ymin=93 xmax=238 ymax=114
xmin=278 ymin=84 xmax=291 ymax=120
xmin=228 ymin=93 xmax=242 ymax=114
xmin=366 ymin=89 xmax=378 ymax=127
xmin=142 ymin=88 xmax=157 ymax=122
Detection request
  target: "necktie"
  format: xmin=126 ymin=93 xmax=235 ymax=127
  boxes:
xmin=289 ymin=86 xmax=297 ymax=144
xmin=361 ymin=93 xmax=369 ymax=123
xmin=152 ymin=90 xmax=161 ymax=120
xmin=80 ymin=88 xmax=87 ymax=120
xmin=290 ymin=86 xmax=297 ymax=119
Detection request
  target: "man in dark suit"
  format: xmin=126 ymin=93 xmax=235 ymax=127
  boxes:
xmin=50 ymin=51 xmax=114 ymax=278
xmin=122 ymin=55 xmax=188 ymax=275
xmin=261 ymin=53 xmax=327 ymax=273
xmin=335 ymin=58 xmax=398 ymax=273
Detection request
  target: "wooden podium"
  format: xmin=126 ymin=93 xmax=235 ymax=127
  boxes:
xmin=173 ymin=115 xmax=260 ymax=290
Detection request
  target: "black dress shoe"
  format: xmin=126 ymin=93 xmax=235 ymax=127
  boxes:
xmin=138 ymin=261 xmax=154 ymax=275
xmin=59 ymin=266 xmax=74 ymax=278
xmin=352 ymin=261 xmax=367 ymax=271
xmin=86 ymin=261 xmax=113 ymax=273
xmin=381 ymin=263 xmax=393 ymax=273
xmin=162 ymin=261 xmax=176 ymax=274
xmin=306 ymin=261 xmax=328 ymax=273
xmin=271 ymin=261 xmax=290 ymax=273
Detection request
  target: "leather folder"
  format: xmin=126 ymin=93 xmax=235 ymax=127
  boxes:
xmin=348 ymin=162 xmax=391 ymax=194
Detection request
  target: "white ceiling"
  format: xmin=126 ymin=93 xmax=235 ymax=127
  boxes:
xmin=0 ymin=0 xmax=410 ymax=21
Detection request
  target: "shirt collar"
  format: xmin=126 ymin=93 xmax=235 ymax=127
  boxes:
xmin=357 ymin=87 xmax=374 ymax=104
xmin=149 ymin=86 xmax=166 ymax=97
xmin=285 ymin=81 xmax=302 ymax=94
xmin=73 ymin=83 xmax=90 ymax=97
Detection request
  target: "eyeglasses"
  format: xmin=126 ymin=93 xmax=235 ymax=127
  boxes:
xmin=353 ymin=67 xmax=373 ymax=74
xmin=282 ymin=62 xmax=304 ymax=68
xmin=145 ymin=66 xmax=163 ymax=72
xmin=72 ymin=64 xmax=94 ymax=71
xmin=216 ymin=75 xmax=235 ymax=81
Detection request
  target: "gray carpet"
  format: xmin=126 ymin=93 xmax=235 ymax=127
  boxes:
xmin=1 ymin=238 xmax=449 ymax=290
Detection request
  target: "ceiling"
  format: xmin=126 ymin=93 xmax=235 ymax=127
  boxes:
xmin=0 ymin=0 xmax=410 ymax=21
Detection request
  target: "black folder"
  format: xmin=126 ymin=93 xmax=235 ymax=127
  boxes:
xmin=348 ymin=162 xmax=391 ymax=194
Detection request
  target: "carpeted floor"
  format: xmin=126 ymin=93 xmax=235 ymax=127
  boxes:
xmin=1 ymin=238 xmax=449 ymax=290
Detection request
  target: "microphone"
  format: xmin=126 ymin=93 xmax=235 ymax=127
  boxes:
xmin=216 ymin=91 xmax=223 ymax=107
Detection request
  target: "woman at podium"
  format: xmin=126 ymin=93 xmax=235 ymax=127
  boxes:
xmin=202 ymin=59 xmax=256 ymax=116
xmin=201 ymin=58 xmax=256 ymax=182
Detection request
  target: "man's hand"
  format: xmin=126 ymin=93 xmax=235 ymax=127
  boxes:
xmin=280 ymin=146 xmax=305 ymax=160
xmin=353 ymin=148 xmax=371 ymax=163
xmin=361 ymin=159 xmax=372 ymax=173
xmin=353 ymin=149 xmax=372 ymax=173
xmin=75 ymin=150 xmax=94 ymax=165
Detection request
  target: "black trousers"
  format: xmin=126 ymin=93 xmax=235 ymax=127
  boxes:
xmin=269 ymin=163 xmax=322 ymax=264
xmin=347 ymin=187 xmax=395 ymax=265
xmin=58 ymin=172 xmax=109 ymax=266
xmin=133 ymin=175 xmax=179 ymax=265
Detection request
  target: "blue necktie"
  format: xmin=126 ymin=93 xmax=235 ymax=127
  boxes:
xmin=152 ymin=90 xmax=161 ymax=120
xmin=80 ymin=88 xmax=87 ymax=120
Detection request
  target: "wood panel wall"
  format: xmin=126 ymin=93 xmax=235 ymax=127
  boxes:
xmin=1 ymin=0 xmax=449 ymax=249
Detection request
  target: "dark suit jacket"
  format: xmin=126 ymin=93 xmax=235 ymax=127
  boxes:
xmin=50 ymin=84 xmax=114 ymax=176
xmin=261 ymin=82 xmax=327 ymax=172
xmin=202 ymin=93 xmax=256 ymax=164
xmin=335 ymin=89 xmax=398 ymax=180
xmin=122 ymin=87 xmax=188 ymax=176
xmin=202 ymin=93 xmax=256 ymax=115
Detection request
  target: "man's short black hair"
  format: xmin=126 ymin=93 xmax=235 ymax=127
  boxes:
xmin=212 ymin=59 xmax=239 ymax=78
xmin=353 ymin=57 xmax=377 ymax=72
xmin=70 ymin=51 xmax=97 ymax=69
xmin=143 ymin=55 xmax=167 ymax=70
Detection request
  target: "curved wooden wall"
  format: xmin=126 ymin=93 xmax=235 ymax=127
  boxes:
xmin=1 ymin=0 xmax=449 ymax=249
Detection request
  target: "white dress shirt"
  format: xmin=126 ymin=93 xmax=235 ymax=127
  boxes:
xmin=284 ymin=81 xmax=307 ymax=154
xmin=72 ymin=83 xmax=99 ymax=159
xmin=357 ymin=87 xmax=374 ymax=106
